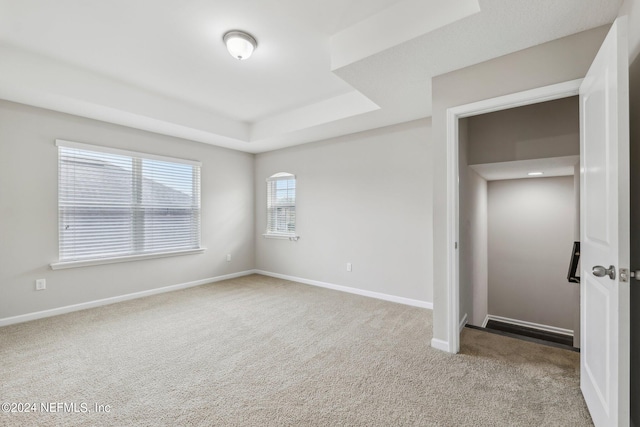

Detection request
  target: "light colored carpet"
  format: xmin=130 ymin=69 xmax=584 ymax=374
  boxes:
xmin=0 ymin=274 xmax=592 ymax=426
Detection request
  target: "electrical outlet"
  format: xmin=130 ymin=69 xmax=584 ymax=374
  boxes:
xmin=226 ymin=254 xmax=231 ymax=262
xmin=346 ymin=263 xmax=352 ymax=272
xmin=35 ymin=279 xmax=46 ymax=291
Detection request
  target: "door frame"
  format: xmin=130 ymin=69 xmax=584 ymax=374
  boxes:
xmin=443 ymin=78 xmax=583 ymax=353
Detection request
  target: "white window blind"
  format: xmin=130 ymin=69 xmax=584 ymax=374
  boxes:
xmin=266 ymin=173 xmax=296 ymax=236
xmin=56 ymin=140 xmax=201 ymax=263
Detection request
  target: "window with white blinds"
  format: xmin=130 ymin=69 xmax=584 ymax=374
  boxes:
xmin=56 ymin=140 xmax=201 ymax=265
xmin=266 ymin=173 xmax=296 ymax=236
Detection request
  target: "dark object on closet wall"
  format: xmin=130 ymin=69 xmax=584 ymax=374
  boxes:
xmin=567 ymin=241 xmax=580 ymax=283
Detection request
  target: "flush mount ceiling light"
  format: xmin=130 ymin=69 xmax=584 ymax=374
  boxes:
xmin=223 ymin=30 xmax=257 ymax=60
xmin=527 ymin=171 xmax=544 ymax=176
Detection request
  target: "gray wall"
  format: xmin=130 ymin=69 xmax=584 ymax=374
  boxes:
xmin=457 ymin=118 xmax=488 ymax=327
xmin=467 ymin=96 xmax=579 ymax=165
xmin=430 ymin=25 xmax=609 ymax=346
xmin=0 ymin=100 xmax=255 ymax=319
xmin=0 ymin=102 xmax=433 ymax=319
xmin=487 ymin=177 xmax=576 ymax=330
xmin=254 ymin=119 xmax=433 ymax=303
xmin=619 ymin=0 xmax=640 ymax=424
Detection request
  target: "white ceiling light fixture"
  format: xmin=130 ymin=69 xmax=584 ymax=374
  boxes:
xmin=527 ymin=171 xmax=544 ymax=176
xmin=223 ymin=30 xmax=258 ymax=60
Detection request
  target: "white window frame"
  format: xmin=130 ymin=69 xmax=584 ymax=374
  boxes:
xmin=263 ymin=172 xmax=298 ymax=240
xmin=51 ymin=140 xmax=204 ymax=270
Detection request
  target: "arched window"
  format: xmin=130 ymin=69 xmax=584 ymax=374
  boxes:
xmin=266 ymin=172 xmax=296 ymax=237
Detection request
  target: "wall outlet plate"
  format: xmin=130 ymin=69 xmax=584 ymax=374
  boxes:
xmin=35 ymin=279 xmax=46 ymax=290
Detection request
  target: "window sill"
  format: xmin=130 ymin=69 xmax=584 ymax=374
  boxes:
xmin=262 ymin=233 xmax=300 ymax=241
xmin=50 ymin=248 xmax=206 ymax=270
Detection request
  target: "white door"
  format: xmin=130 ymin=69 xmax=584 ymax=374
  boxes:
xmin=579 ymin=17 xmax=630 ymax=427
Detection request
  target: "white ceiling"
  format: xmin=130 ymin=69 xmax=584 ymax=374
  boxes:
xmin=470 ymin=156 xmax=580 ymax=181
xmin=0 ymin=0 xmax=621 ymax=153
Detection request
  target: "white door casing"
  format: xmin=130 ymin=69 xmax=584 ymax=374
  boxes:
xmin=579 ymin=17 xmax=630 ymax=427
xmin=441 ymin=79 xmax=583 ymax=354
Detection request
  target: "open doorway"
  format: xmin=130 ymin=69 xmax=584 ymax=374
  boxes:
xmin=440 ymin=21 xmax=630 ymax=424
xmin=457 ymin=96 xmax=581 ymax=350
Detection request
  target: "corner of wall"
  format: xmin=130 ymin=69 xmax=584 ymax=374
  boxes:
xmin=250 ymin=152 xmax=258 ymax=270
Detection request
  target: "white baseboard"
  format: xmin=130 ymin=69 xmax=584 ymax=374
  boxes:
xmin=481 ymin=315 xmax=489 ymax=328
xmin=1 ymin=269 xmax=432 ymax=328
xmin=0 ymin=270 xmax=256 ymax=328
xmin=254 ymin=270 xmax=433 ymax=309
xmin=430 ymin=338 xmax=450 ymax=352
xmin=459 ymin=313 xmax=468 ymax=333
xmin=482 ymin=314 xmax=573 ymax=337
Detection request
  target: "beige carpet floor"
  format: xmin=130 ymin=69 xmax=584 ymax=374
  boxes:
xmin=0 ymin=274 xmax=592 ymax=426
